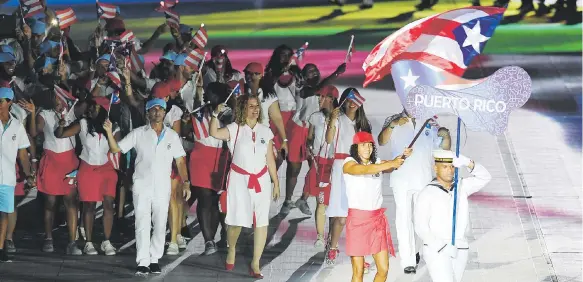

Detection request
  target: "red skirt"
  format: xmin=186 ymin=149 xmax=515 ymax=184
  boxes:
xmin=346 ymin=208 xmax=396 ymax=257
xmin=189 ymin=142 xmax=230 ymax=191
xmin=77 ymin=160 xmax=118 ymax=202
xmin=270 ymin=110 xmax=293 ymax=151
xmin=15 ymin=163 xmax=25 ymax=196
xmin=303 ymin=156 xmax=333 ymax=205
xmin=37 ymin=149 xmax=79 ymax=196
xmin=287 ymin=121 xmax=309 ymax=163
xmin=170 ymin=161 xmax=181 ymax=181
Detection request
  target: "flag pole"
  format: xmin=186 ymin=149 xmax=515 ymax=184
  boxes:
xmin=451 ymin=117 xmax=462 ymax=246
xmin=223 ymin=85 xmax=238 ymax=104
xmin=344 ymin=35 xmax=354 ymax=63
xmin=18 ymin=4 xmax=26 ymax=25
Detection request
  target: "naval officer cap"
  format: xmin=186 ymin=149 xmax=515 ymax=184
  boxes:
xmin=433 ymin=149 xmax=454 ymax=163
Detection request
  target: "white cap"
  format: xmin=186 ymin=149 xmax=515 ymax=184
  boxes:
xmin=433 ymin=149 xmax=454 ymax=163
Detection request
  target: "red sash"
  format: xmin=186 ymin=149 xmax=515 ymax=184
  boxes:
xmin=230 ymin=164 xmax=268 ymax=193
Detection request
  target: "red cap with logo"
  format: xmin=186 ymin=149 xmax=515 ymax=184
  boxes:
xmin=352 ymin=131 xmax=374 ymax=145
xmin=151 ymin=81 xmax=171 ymax=99
xmin=244 ymin=62 xmax=263 ymax=75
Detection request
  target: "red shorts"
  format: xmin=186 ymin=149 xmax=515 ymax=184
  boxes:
xmin=287 ymin=122 xmax=309 ymax=163
xmin=189 ymin=142 xmax=230 ymax=191
xmin=270 ymin=110 xmax=294 ymax=151
xmin=15 ymin=164 xmax=25 ymax=196
xmin=37 ymin=149 xmax=79 ymax=196
xmin=171 ymin=161 xmax=181 ymax=181
xmin=303 ymin=156 xmax=333 ymax=205
xmin=77 ymin=160 xmax=118 ymax=202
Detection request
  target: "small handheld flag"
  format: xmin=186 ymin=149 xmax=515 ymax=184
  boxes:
xmin=55 ymin=8 xmax=78 ymax=30
xmin=294 ymin=42 xmax=309 ymax=61
xmin=19 ymin=0 xmax=44 ymax=19
xmin=345 ymin=89 xmax=365 ymax=108
xmin=192 ymin=23 xmax=208 ymax=50
xmin=223 ymin=83 xmax=241 ymax=103
xmin=164 ymin=9 xmax=180 ymax=28
xmin=96 ymin=1 xmax=117 ymax=19
xmin=184 ymin=48 xmax=205 ymax=71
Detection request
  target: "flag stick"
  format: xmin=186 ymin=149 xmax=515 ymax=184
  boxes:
xmin=18 ymin=5 xmax=26 ymax=25
xmin=451 ymin=117 xmax=462 ymax=246
xmin=344 ymin=35 xmax=354 ymax=63
xmin=66 ymin=99 xmax=79 ymax=117
xmin=223 ymin=85 xmax=238 ymax=104
xmin=189 ymin=101 xmax=210 ymax=114
xmin=107 ymin=92 xmax=114 ymax=118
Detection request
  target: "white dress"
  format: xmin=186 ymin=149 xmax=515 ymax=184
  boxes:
xmin=326 ymin=113 xmax=356 ymax=217
xmin=225 ymin=122 xmax=274 ymax=228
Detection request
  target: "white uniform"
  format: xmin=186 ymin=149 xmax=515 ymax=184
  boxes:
xmin=39 ymin=110 xmax=76 ymax=152
xmin=179 ymin=80 xmax=197 ymax=113
xmin=308 ymin=111 xmax=333 ymax=158
xmin=343 ymin=157 xmax=383 ymax=210
xmin=0 ymin=113 xmax=30 ymax=213
xmin=117 ymin=124 xmax=186 ymax=267
xmin=224 ymin=122 xmax=274 ymax=228
xmin=326 ymin=113 xmax=355 ymax=217
xmin=415 ymin=163 xmax=491 ymax=282
xmin=273 ymin=79 xmax=299 ymax=113
xmin=254 ymin=88 xmax=279 ymax=128
xmin=291 ymin=92 xmax=319 ymax=128
xmin=383 ymin=113 xmax=442 ymax=268
xmin=79 ymin=119 xmax=119 ymax=166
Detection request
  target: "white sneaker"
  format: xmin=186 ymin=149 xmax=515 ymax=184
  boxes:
xmin=314 ymin=235 xmax=326 ymax=252
xmin=177 ymin=235 xmax=187 ymax=249
xmin=83 ymin=242 xmax=98 ymax=255
xmin=100 ymin=240 xmax=116 ymax=256
xmin=166 ymin=242 xmax=179 ymax=255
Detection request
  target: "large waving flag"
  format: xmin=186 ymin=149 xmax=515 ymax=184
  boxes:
xmin=362 ymin=7 xmax=505 ymax=92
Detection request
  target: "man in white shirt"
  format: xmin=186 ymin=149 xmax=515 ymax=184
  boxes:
xmin=103 ymin=98 xmax=191 ymax=276
xmin=378 ymin=110 xmax=451 ymax=274
xmin=414 ymin=150 xmax=491 ymax=282
xmin=0 ymin=87 xmax=33 ymax=262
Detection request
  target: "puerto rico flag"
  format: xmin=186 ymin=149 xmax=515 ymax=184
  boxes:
xmin=294 ymin=42 xmax=309 ymax=61
xmin=184 ymin=48 xmax=205 ymax=71
xmin=106 ymin=53 xmax=122 ymax=89
xmin=346 ymin=89 xmax=365 ymax=107
xmin=19 ymin=0 xmax=44 ymax=18
xmin=164 ymin=10 xmax=180 ymax=28
xmin=155 ymin=0 xmax=178 ymax=12
xmin=54 ymin=84 xmax=76 ymax=111
xmin=362 ymin=7 xmax=505 ymax=90
xmin=191 ymin=111 xmax=209 ymax=140
xmin=192 ymin=24 xmax=208 ymax=50
xmin=55 ymin=8 xmax=77 ymax=29
xmin=96 ymin=1 xmax=117 ymax=19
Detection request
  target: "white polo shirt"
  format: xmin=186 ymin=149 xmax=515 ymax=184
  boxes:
xmin=292 ymin=92 xmax=319 ymax=127
xmin=40 ymin=110 xmax=76 ymax=153
xmin=343 ymin=157 xmax=383 ymax=211
xmin=0 ymin=114 xmax=31 ymax=186
xmin=308 ymin=111 xmax=333 ymax=158
xmin=79 ymin=119 xmax=120 ymax=166
xmin=386 ymin=115 xmax=442 ymax=189
xmin=331 ymin=113 xmax=356 ymax=156
xmin=226 ymin=122 xmax=273 ymax=172
xmin=273 ymin=80 xmax=299 ymax=112
xmin=118 ymin=124 xmax=186 ymax=183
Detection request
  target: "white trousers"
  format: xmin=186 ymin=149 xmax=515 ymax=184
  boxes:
xmin=423 ymin=245 xmax=469 ymax=282
xmin=133 ymin=180 xmax=171 ymax=267
xmin=392 ymin=185 xmax=422 ymax=268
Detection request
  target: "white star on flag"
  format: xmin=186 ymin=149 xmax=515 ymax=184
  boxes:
xmin=400 ymin=69 xmax=419 ymax=89
xmin=462 ymin=21 xmax=490 ymax=53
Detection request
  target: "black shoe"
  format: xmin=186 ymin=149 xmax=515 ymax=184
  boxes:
xmin=0 ymin=249 xmax=12 ymax=262
xmin=149 ymin=263 xmax=161 ymax=274
xmin=135 ymin=266 xmax=149 ymax=276
xmin=416 ymin=252 xmax=420 ymax=265
xmin=180 ymin=226 xmax=192 ymax=240
xmin=404 ymin=266 xmax=416 ymax=274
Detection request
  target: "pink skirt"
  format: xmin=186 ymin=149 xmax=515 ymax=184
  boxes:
xmin=346 ymin=208 xmax=396 ymax=257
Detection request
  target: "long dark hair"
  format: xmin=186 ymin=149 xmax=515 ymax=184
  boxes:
xmin=349 ymin=143 xmax=378 ymax=165
xmin=264 ymin=44 xmax=293 ymax=79
xmin=85 ymin=99 xmax=108 ymax=136
xmin=338 ymin=87 xmax=371 ymax=133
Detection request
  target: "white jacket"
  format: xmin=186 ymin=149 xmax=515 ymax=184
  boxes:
xmin=414 ymin=163 xmax=491 ymax=250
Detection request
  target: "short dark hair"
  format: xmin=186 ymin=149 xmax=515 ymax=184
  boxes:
xmin=349 ymin=143 xmax=377 ymax=165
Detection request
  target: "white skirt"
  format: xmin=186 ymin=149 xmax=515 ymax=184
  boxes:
xmin=225 ymin=169 xmax=272 ymax=228
xmin=326 ymin=159 xmax=348 ymax=217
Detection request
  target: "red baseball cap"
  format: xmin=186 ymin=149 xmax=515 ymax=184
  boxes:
xmin=353 ymin=131 xmax=374 ymax=145
xmin=94 ymin=96 xmax=111 ymax=112
xmin=318 ymin=85 xmax=339 ymax=98
xmin=244 ymin=62 xmax=263 ymax=75
xmin=151 ymin=81 xmax=171 ymax=99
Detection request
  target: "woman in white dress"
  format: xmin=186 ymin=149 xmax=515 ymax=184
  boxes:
xmin=209 ymin=95 xmax=280 ymax=278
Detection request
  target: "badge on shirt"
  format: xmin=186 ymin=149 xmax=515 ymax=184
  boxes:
xmin=425 ymin=130 xmax=430 ymax=136
xmin=260 ymin=138 xmax=265 ymax=144
xmin=12 ymin=134 xmax=16 ymax=141
xmin=167 ymin=143 xmax=171 ymax=150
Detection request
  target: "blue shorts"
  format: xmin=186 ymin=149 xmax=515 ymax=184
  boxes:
xmin=0 ymin=185 xmax=15 ymax=213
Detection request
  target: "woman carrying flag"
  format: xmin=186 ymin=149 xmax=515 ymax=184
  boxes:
xmin=54 ymin=97 xmax=119 ymax=256
xmin=325 ymin=87 xmax=371 ymax=265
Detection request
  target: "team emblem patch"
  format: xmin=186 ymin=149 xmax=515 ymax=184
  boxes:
xmin=12 ymin=134 xmax=16 ymax=141
xmin=425 ymin=130 xmax=430 ymax=136
xmin=261 ymin=138 xmax=265 ymax=144
xmin=167 ymin=143 xmax=171 ymax=150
